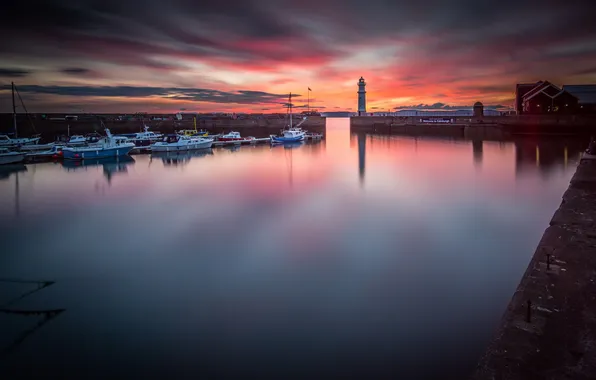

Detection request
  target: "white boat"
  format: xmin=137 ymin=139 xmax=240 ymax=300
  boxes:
xmin=62 ymin=129 xmax=136 ymax=160
xmin=67 ymin=135 xmax=87 ymax=146
xmin=217 ymin=131 xmax=256 ymax=143
xmin=0 ymin=148 xmax=26 ymax=165
xmin=67 ymin=133 xmax=102 ymax=146
xmin=151 ymin=134 xmax=214 ymax=152
xmin=19 ymin=142 xmax=56 ymax=152
xmin=120 ymin=126 xmax=163 ymax=147
xmin=0 ymin=134 xmax=41 ymax=147
xmin=1 ymin=82 xmax=42 ymax=147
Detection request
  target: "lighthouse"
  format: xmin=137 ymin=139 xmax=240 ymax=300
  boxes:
xmin=357 ymin=77 xmax=366 ymax=116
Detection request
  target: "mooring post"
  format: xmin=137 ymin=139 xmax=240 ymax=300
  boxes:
xmin=526 ymin=300 xmax=532 ymax=323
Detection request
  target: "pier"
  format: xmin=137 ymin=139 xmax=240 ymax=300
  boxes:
xmin=470 ymin=152 xmax=596 ymax=379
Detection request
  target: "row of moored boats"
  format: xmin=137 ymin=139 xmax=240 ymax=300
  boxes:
xmin=0 ymin=125 xmax=322 ymax=165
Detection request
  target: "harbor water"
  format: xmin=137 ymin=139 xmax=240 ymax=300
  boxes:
xmin=0 ymin=118 xmax=586 ymax=379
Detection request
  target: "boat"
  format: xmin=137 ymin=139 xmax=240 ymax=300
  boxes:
xmin=177 ymin=116 xmax=210 ymax=137
xmin=151 ymin=134 xmax=214 ymax=152
xmin=119 ymin=125 xmax=163 ymax=147
xmin=178 ymin=129 xmax=210 ymax=137
xmin=270 ymin=92 xmax=306 ymax=143
xmin=62 ymin=128 xmax=136 ymax=160
xmin=217 ymin=131 xmax=256 ymax=143
xmin=19 ymin=142 xmax=57 ymax=152
xmin=270 ymin=129 xmax=305 ymax=143
xmin=0 ymin=148 xmax=26 ymax=165
xmin=0 ymin=82 xmax=42 ymax=147
xmin=25 ymin=145 xmax=64 ymax=162
xmin=0 ymin=134 xmax=41 ymax=147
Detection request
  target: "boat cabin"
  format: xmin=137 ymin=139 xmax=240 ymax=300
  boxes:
xmin=163 ymin=134 xmax=181 ymax=144
xmin=222 ymin=131 xmax=241 ymax=139
xmin=112 ymin=136 xmax=129 ymax=145
xmin=283 ymin=130 xmax=303 ymax=138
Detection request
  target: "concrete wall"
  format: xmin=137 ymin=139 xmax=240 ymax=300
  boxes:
xmin=350 ymin=115 xmax=596 ymax=137
xmin=3 ymin=115 xmax=326 ymax=139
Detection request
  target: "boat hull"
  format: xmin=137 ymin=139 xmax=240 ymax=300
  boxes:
xmin=0 ymin=152 xmax=26 ymax=165
xmin=270 ymin=135 xmax=305 ymax=143
xmin=62 ymin=145 xmax=135 ymax=160
xmin=19 ymin=142 xmax=56 ymax=152
xmin=151 ymin=140 xmax=213 ymax=152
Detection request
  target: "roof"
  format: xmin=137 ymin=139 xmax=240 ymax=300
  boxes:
xmin=523 ymin=82 xmax=566 ymax=102
xmin=474 ymin=101 xmax=483 ymax=106
xmin=562 ymin=85 xmax=596 ymax=104
xmin=522 ymin=81 xmax=550 ymax=100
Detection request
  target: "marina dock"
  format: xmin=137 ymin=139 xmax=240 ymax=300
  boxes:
xmin=470 ymin=152 xmax=596 ymax=379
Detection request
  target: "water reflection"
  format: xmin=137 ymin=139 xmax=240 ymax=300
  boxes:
xmin=472 ymin=140 xmax=483 ymax=168
xmin=358 ymin=133 xmax=365 ymax=185
xmin=0 ymin=164 xmax=27 ymax=181
xmin=514 ymin=137 xmax=585 ymax=176
xmin=62 ymin=156 xmax=136 ymax=185
xmin=151 ymin=149 xmax=213 ymax=166
xmin=0 ymin=121 xmax=589 ymax=380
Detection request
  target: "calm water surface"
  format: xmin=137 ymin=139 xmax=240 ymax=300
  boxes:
xmin=0 ymin=119 xmax=586 ymax=379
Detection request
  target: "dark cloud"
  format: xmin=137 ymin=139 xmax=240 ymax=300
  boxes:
xmin=0 ymin=68 xmax=30 ymax=77
xmin=1 ymin=84 xmax=301 ymax=105
xmin=2 ymin=1 xmax=593 ymax=73
xmin=61 ymin=67 xmax=92 ymax=75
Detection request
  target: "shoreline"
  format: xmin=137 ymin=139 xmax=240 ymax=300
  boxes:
xmin=470 ymin=152 xmax=596 ymax=379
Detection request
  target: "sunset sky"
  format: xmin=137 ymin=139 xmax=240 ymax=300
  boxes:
xmin=1 ymin=0 xmax=595 ymax=113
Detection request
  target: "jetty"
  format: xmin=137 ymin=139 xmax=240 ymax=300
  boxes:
xmin=470 ymin=152 xmax=596 ymax=379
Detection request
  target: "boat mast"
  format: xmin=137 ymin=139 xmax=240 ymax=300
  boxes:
xmin=289 ymin=92 xmax=292 ymax=129
xmin=12 ymin=82 xmax=17 ymax=138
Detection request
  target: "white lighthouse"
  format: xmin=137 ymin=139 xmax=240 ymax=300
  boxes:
xmin=357 ymin=77 xmax=366 ymax=116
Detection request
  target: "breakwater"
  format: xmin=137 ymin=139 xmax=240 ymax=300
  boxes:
xmin=1 ymin=115 xmax=325 ymax=140
xmin=351 ymin=115 xmax=596 ymax=138
xmin=470 ymin=152 xmax=596 ymax=379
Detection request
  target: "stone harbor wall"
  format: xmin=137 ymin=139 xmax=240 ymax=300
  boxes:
xmin=470 ymin=152 xmax=596 ymax=379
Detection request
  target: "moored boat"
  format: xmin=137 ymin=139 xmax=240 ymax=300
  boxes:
xmin=270 ymin=92 xmax=306 ymax=143
xmin=270 ymin=129 xmax=305 ymax=143
xmin=62 ymin=129 xmax=136 ymax=160
xmin=0 ymin=134 xmax=41 ymax=147
xmin=1 ymin=82 xmax=42 ymax=147
xmin=151 ymin=134 xmax=214 ymax=152
xmin=19 ymin=142 xmax=57 ymax=152
xmin=25 ymin=145 xmax=64 ymax=162
xmin=120 ymin=126 xmax=163 ymax=147
xmin=0 ymin=148 xmax=26 ymax=165
xmin=217 ymin=131 xmax=255 ymax=143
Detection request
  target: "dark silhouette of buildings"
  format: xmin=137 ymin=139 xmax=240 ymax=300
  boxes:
xmin=515 ymin=81 xmax=596 ymax=115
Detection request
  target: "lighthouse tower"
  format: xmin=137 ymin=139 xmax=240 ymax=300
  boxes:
xmin=357 ymin=77 xmax=366 ymax=116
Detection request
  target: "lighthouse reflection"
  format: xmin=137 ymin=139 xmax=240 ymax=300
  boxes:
xmin=358 ymin=133 xmax=366 ymax=185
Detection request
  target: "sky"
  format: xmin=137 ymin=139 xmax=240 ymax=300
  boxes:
xmin=1 ymin=0 xmax=595 ymax=113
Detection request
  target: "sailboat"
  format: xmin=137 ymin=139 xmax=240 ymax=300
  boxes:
xmin=270 ymin=93 xmax=306 ymax=143
xmin=0 ymin=82 xmax=41 ymax=147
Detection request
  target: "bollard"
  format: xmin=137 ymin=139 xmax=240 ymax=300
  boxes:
xmin=526 ymin=300 xmax=532 ymax=323
xmin=546 ymin=253 xmax=551 ymax=270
